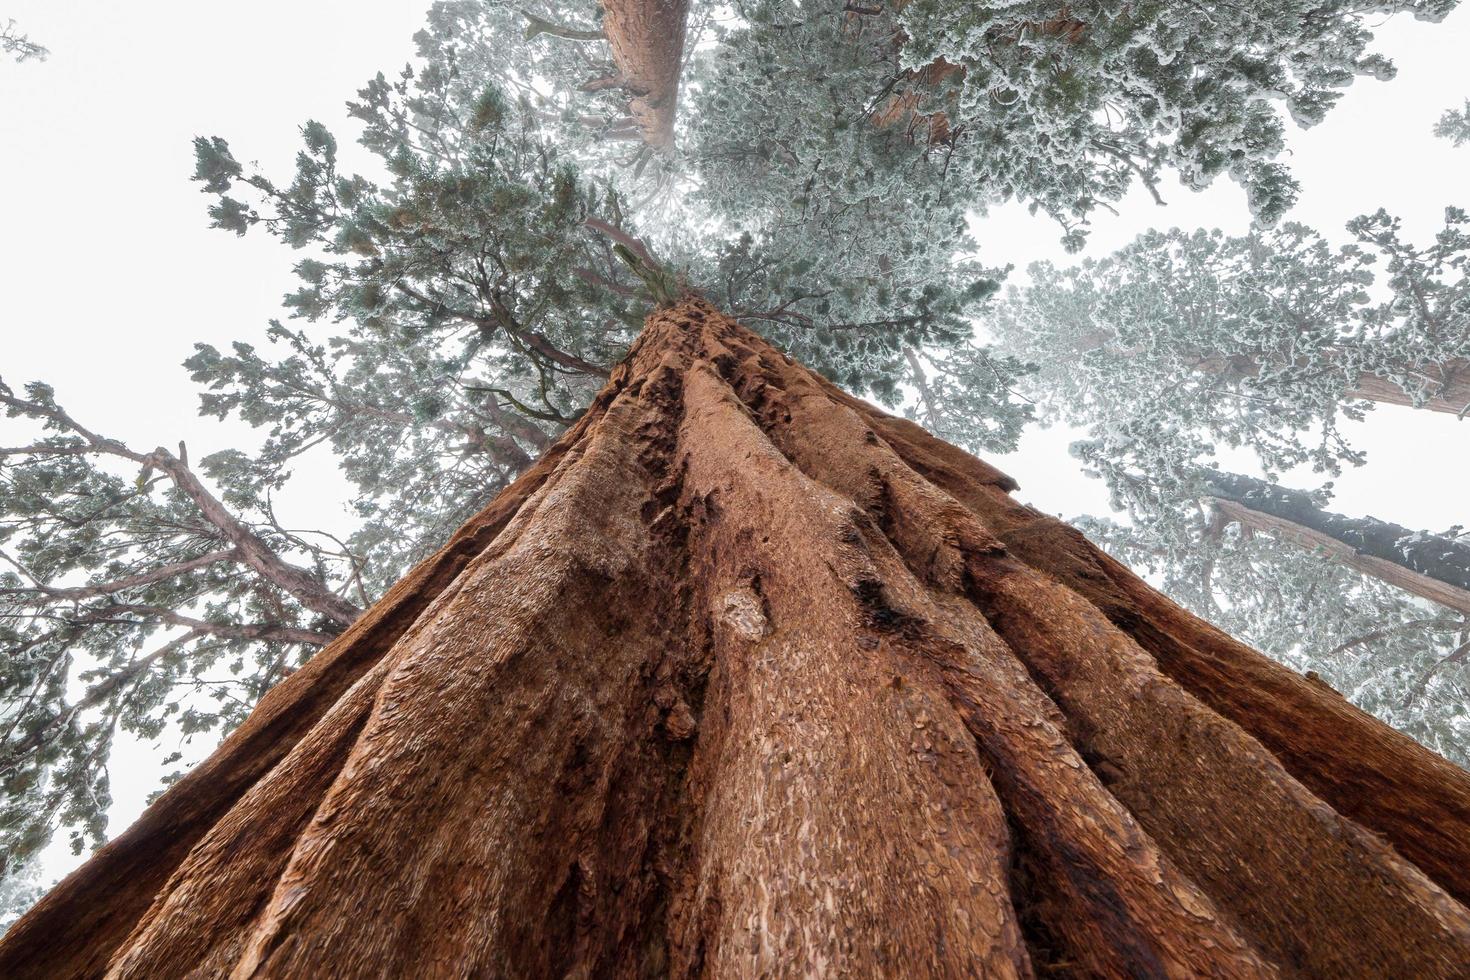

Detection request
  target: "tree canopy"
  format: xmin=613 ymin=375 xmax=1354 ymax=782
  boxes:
xmin=989 ymin=210 xmax=1470 ymax=494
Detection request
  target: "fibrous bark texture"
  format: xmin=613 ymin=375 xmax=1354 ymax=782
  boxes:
xmin=7 ymin=299 xmax=1470 ymax=978
xmin=1204 ymin=469 xmax=1470 ymax=616
xmin=600 ymin=0 xmax=689 ymax=149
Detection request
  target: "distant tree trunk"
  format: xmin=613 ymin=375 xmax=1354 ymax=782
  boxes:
xmin=6 ymin=299 xmax=1470 ymax=977
xmin=868 ymin=13 xmax=1087 ymax=146
xmin=600 ymin=0 xmax=689 ymax=149
xmin=1203 ymin=468 xmax=1470 ymax=617
xmin=1345 ymin=358 xmax=1470 ymax=416
xmin=1189 ymin=353 xmax=1470 ymax=416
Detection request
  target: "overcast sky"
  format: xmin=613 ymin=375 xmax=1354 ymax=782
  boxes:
xmin=3 ymin=1 xmax=1468 ymax=883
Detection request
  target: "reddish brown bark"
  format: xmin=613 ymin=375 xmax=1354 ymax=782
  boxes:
xmin=6 ymin=298 xmax=1470 ymax=977
xmin=1347 ymin=358 xmax=1470 ymax=415
xmin=600 ymin=0 xmax=689 ymax=149
xmin=870 ymin=58 xmax=963 ymax=146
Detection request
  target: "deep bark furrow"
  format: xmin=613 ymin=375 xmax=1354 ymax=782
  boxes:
xmin=226 ymin=386 xmax=676 ymax=978
xmin=9 ymin=298 xmax=1470 ymax=978
xmin=703 ymin=306 xmax=1470 ymax=972
xmin=721 ymin=373 xmax=1263 ymax=973
xmin=840 ymin=392 xmax=1470 ymax=909
xmin=962 ymin=554 xmax=1470 ymax=976
xmin=668 ymin=363 xmax=1031 ymax=977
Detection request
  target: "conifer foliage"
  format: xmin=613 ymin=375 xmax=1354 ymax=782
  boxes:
xmin=0 ymin=19 xmax=46 ymax=62
xmin=991 ymin=212 xmax=1470 ymax=489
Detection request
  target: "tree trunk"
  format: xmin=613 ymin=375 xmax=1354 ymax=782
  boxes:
xmin=1202 ymin=468 xmax=1470 ymax=617
xmin=1190 ymin=353 xmax=1470 ymax=416
xmin=600 ymin=0 xmax=689 ymax=149
xmin=1346 ymin=359 xmax=1470 ymax=416
xmin=6 ymin=298 xmax=1470 ymax=978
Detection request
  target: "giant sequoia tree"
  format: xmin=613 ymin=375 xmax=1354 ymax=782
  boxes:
xmin=991 ymin=214 xmax=1470 ymax=485
xmin=6 ymin=0 xmax=1470 ymax=972
xmin=6 ymin=298 xmax=1470 ymax=976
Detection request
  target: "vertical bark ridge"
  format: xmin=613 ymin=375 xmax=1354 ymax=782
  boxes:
xmin=218 ymin=377 xmax=687 ymax=979
xmin=666 ymin=364 xmax=1032 ymax=977
xmin=811 ymin=369 xmax=1470 ymax=908
xmin=103 ymin=387 xmax=666 ymax=978
xmin=719 ymin=341 xmax=1470 ymax=975
xmin=7 ymin=297 xmax=1470 ymax=978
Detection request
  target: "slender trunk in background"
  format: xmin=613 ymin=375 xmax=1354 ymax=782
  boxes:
xmin=5 ymin=299 xmax=1470 ymax=977
xmin=600 ymin=0 xmax=689 ymax=149
xmin=1203 ymin=468 xmax=1470 ymax=617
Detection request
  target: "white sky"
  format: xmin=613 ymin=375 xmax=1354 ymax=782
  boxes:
xmin=2 ymin=1 xmax=1468 ymax=884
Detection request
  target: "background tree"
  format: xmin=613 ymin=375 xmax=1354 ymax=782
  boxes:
xmin=987 ymin=210 xmax=1470 ymax=761
xmin=1074 ymin=469 xmax=1470 ymax=763
xmin=1198 ymin=468 xmax=1470 ymax=616
xmin=893 ymin=0 xmax=1459 ymax=244
xmin=684 ymin=1 xmax=998 ymax=381
xmin=990 ymin=211 xmax=1470 ymax=489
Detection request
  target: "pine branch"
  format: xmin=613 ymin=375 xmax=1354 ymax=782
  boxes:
xmin=520 ymin=9 xmax=605 ymax=42
xmin=0 ymin=549 xmax=239 ymax=603
xmin=1 ymin=381 xmax=362 ymax=627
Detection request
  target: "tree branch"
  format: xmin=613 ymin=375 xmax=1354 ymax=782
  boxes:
xmin=2 ymin=381 xmax=362 ymax=627
xmin=0 ymin=631 xmax=202 ymax=774
xmin=0 ymin=549 xmax=239 ymax=604
xmin=520 ymin=8 xmax=605 ymax=41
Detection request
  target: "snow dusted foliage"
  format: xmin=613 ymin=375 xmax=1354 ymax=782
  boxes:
xmin=1436 ymin=99 xmax=1470 ymax=146
xmin=190 ymin=74 xmax=649 ymax=586
xmin=993 ymin=205 xmax=1470 ymax=764
xmin=683 ymin=1 xmax=1010 ymax=393
xmin=413 ymin=0 xmax=686 ymax=202
xmin=897 ymin=0 xmax=1457 ymax=245
xmin=1 ymin=19 xmax=47 ymax=63
xmin=1348 ymin=207 xmax=1470 ymax=405
xmin=990 ymin=212 xmax=1470 ymax=500
xmin=904 ymin=345 xmax=1037 ymax=456
xmin=1083 ymin=512 xmax=1470 ymax=766
xmin=1 ymin=380 xmax=358 ymax=872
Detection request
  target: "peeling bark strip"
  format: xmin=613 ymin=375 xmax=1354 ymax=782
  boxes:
xmin=1202 ymin=468 xmax=1470 ymax=617
xmin=7 ymin=300 xmax=1470 ymax=977
xmin=600 ymin=0 xmax=689 ymax=149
